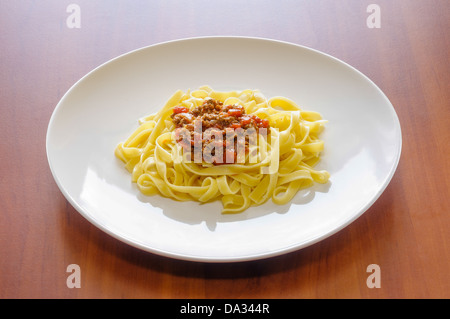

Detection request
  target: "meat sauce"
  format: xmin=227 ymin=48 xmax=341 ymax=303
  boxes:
xmin=171 ymin=98 xmax=270 ymax=164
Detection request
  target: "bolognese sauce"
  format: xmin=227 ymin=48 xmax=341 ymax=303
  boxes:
xmin=171 ymin=98 xmax=270 ymax=164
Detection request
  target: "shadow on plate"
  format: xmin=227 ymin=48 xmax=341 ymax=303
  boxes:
xmin=136 ymin=180 xmax=332 ymax=231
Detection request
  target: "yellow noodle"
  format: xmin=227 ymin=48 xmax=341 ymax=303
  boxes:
xmin=115 ymin=86 xmax=330 ymax=214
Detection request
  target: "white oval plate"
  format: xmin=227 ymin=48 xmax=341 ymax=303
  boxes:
xmin=47 ymin=37 xmax=401 ymax=262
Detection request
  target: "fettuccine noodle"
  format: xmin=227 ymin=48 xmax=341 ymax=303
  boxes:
xmin=115 ymin=86 xmax=329 ymax=213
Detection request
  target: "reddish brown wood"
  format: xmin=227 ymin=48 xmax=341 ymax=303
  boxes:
xmin=1 ymin=0 xmax=449 ymax=298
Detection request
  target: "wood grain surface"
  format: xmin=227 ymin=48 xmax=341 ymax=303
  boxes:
xmin=1 ymin=0 xmax=449 ymax=299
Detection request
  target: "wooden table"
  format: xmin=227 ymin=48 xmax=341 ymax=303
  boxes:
xmin=1 ymin=0 xmax=449 ymax=299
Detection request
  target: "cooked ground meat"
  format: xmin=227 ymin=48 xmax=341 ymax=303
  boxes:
xmin=171 ymin=98 xmax=270 ymax=164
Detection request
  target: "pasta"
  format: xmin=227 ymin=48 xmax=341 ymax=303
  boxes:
xmin=115 ymin=86 xmax=330 ymax=214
